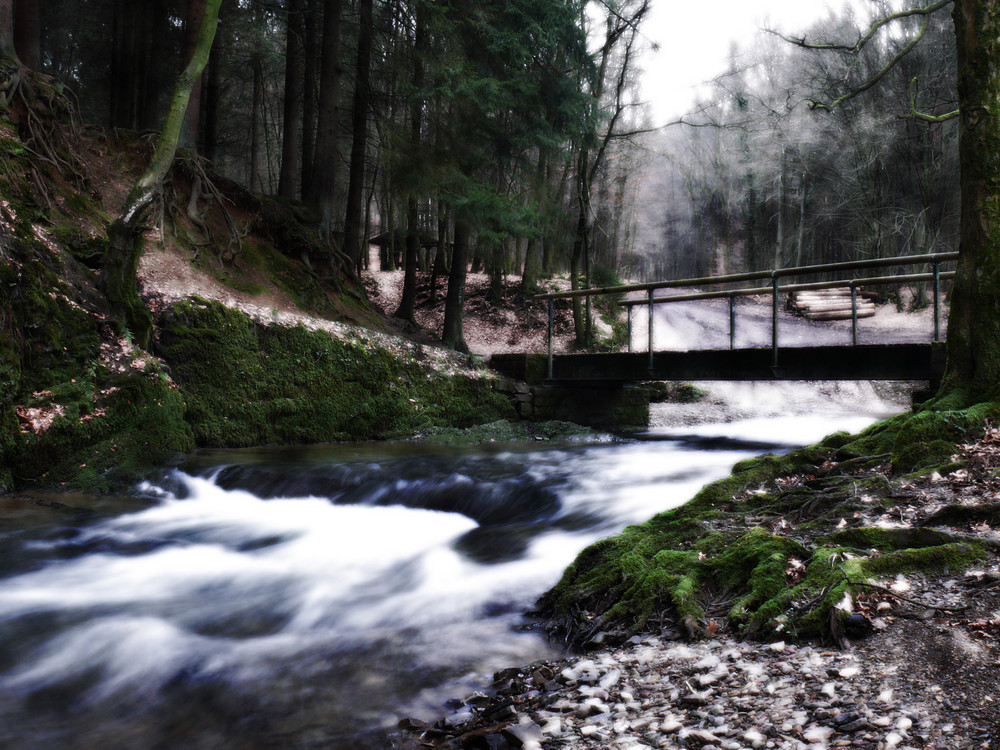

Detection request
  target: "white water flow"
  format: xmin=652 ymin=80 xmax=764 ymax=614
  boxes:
xmin=0 ymin=410 xmax=893 ymax=749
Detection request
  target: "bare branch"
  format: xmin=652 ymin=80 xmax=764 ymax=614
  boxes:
xmin=804 ymin=14 xmax=936 ymax=113
xmin=898 ymin=76 xmax=960 ymax=122
xmin=767 ymin=0 xmax=953 ymax=55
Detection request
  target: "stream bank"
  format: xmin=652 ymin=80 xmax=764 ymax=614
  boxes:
xmin=393 ymin=415 xmax=1000 ymax=749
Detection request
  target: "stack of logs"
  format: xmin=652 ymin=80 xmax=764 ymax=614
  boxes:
xmin=787 ymin=289 xmax=876 ymax=321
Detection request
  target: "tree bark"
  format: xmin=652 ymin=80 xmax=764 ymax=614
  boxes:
xmin=393 ymin=1 xmax=424 ymax=322
xmin=13 ymin=0 xmax=39 ymax=69
xmin=278 ymin=0 xmax=304 ymax=198
xmin=395 ymin=195 xmax=420 ymax=322
xmin=307 ymin=0 xmax=343 ymax=239
xmin=100 ymin=0 xmax=222 ymax=350
xmin=343 ymin=0 xmax=373 ymax=270
xmin=249 ymin=50 xmax=264 ymax=191
xmin=301 ymin=0 xmax=319 ymax=198
xmin=182 ymin=0 xmax=208 ymax=151
xmin=0 ymin=0 xmax=16 ymax=62
xmin=939 ymin=0 xmax=1000 ymax=403
xmin=442 ymin=217 xmax=470 ymax=353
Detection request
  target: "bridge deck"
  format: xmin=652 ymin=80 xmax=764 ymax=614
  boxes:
xmin=492 ymin=343 xmax=946 ymax=385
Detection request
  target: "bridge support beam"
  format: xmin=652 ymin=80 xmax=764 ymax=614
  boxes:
xmin=490 ymin=354 xmax=650 ymax=430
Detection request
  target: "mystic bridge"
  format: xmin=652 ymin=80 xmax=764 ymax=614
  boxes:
xmin=489 ymin=252 xmax=957 ymax=428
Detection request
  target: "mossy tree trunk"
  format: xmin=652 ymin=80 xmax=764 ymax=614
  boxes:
xmin=938 ymin=0 xmax=1000 ymax=405
xmin=100 ymin=0 xmax=221 ymax=349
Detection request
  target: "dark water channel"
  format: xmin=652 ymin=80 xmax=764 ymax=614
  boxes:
xmin=0 ymin=414 xmax=881 ymax=749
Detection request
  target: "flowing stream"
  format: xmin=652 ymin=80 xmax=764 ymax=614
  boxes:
xmin=0 ymin=410 xmax=887 ymax=749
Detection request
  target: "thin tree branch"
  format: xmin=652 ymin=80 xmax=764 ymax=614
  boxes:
xmin=766 ymin=0 xmax=953 ymax=54
xmin=899 ymin=76 xmax=960 ymax=122
xmin=807 ymin=16 xmax=934 ymax=112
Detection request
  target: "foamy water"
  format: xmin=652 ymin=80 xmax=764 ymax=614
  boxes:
xmin=0 ymin=414 xmax=887 ymax=748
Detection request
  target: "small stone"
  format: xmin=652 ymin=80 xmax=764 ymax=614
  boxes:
xmin=681 ymin=729 xmax=721 ymax=747
xmin=883 ymin=731 xmax=903 ymax=749
xmin=895 ymin=717 xmax=913 ymax=731
xmin=769 ymin=641 xmax=786 ymax=652
xmin=503 ymin=721 xmax=544 ymax=747
xmin=839 ymin=718 xmax=871 ymax=733
xmin=660 ymin=720 xmax=682 ymax=734
xmin=803 ymin=726 xmax=835 ymax=742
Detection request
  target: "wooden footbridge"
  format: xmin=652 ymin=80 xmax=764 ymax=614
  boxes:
xmin=489 ymin=253 xmax=958 ymax=427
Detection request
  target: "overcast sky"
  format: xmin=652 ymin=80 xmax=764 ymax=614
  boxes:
xmin=639 ymin=0 xmax=848 ymax=122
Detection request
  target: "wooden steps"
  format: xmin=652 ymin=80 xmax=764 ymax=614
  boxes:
xmin=788 ymin=289 xmax=876 ymax=321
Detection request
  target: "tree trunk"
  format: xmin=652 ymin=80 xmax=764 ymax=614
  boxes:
xmin=182 ymin=0 xmax=207 ymax=151
xmin=301 ymin=0 xmax=319 ymax=198
xmin=395 ymin=195 xmax=419 ymax=322
xmin=307 ymin=0 xmax=343 ymax=239
xmin=109 ymin=0 xmax=141 ymax=129
xmin=393 ymin=1 xmax=424 ymax=321
xmin=0 ymin=0 xmax=16 ymax=62
xmin=278 ymin=0 xmax=304 ymax=198
xmin=100 ymin=0 xmax=222 ymax=350
xmin=430 ymin=201 xmax=449 ymax=304
xmin=442 ymin=217 xmax=470 ymax=353
xmin=939 ymin=0 xmax=1000 ymax=403
xmin=343 ymin=0 xmax=373 ymax=270
xmin=249 ymin=51 xmax=264 ymax=191
xmin=202 ymin=10 xmax=222 ymax=163
xmin=13 ymin=0 xmax=39 ymax=69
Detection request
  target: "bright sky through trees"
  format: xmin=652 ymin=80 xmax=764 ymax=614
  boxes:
xmin=640 ymin=0 xmax=845 ymax=121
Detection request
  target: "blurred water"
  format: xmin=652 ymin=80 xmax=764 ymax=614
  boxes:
xmin=0 ymin=415 xmax=884 ymax=749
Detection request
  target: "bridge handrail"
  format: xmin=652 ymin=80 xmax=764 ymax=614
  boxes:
xmin=617 ymin=270 xmax=956 ymax=307
xmin=538 ymin=252 xmax=959 ymax=380
xmin=532 ymin=251 xmax=959 ymax=301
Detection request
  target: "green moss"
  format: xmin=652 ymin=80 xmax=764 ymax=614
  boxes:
xmin=537 ymin=406 xmax=997 ymax=647
xmin=157 ymin=297 xmax=512 ymax=447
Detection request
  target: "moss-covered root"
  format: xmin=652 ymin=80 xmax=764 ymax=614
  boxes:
xmin=537 ymin=442 xmax=990 ymax=648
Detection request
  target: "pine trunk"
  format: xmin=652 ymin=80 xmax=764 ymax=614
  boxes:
xmin=442 ymin=218 xmax=470 ymax=352
xmin=343 ymin=0 xmax=373 ymax=269
xmin=301 ymin=0 xmax=319 ymax=198
xmin=308 ymin=0 xmax=343 ymax=239
xmin=278 ymin=0 xmax=304 ymax=198
xmin=0 ymin=0 xmax=15 ymax=62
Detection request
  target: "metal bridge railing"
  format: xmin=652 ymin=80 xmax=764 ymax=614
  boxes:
xmin=534 ymin=252 xmax=959 ymax=380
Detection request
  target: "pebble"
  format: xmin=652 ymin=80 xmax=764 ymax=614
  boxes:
xmin=393 ymin=634 xmax=984 ymax=750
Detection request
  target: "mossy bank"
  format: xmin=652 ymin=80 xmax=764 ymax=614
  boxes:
xmin=0 ymin=235 xmax=512 ymax=493
xmin=537 ymin=406 xmax=1000 ymax=647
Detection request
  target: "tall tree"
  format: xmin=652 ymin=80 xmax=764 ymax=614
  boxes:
xmin=182 ymin=0 xmax=208 ymax=151
xmin=394 ymin=0 xmax=425 ymax=323
xmin=939 ymin=0 xmax=1000 ymax=402
xmin=0 ymin=0 xmax=15 ymax=61
xmin=343 ymin=0 xmax=374 ymax=271
xmin=307 ymin=0 xmax=343 ymax=239
xmin=278 ymin=0 xmax=304 ymax=197
xmin=100 ymin=0 xmax=222 ymax=349
xmin=13 ymin=0 xmax=40 ymax=69
xmin=301 ymin=0 xmax=320 ymax=197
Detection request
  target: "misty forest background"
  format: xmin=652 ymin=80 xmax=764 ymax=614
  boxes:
xmin=11 ymin=0 xmax=958 ymax=345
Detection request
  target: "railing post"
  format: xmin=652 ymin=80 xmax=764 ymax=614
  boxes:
xmin=627 ymin=304 xmax=633 ymax=353
xmin=547 ymin=298 xmax=554 ymax=380
xmin=933 ymin=261 xmax=941 ymax=342
xmin=648 ymin=288 xmax=655 ymax=371
xmin=771 ymin=274 xmax=780 ymax=370
xmin=729 ymin=292 xmax=736 ymax=350
xmin=851 ymin=282 xmax=859 ymax=346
